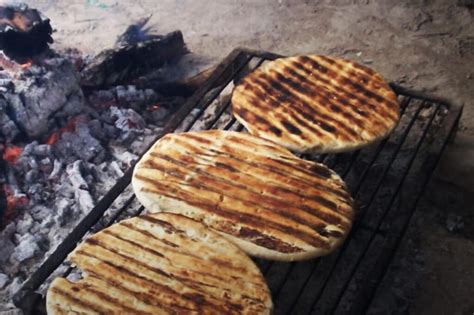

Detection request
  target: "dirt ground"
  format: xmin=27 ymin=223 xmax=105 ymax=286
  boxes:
xmin=10 ymin=0 xmax=474 ymax=313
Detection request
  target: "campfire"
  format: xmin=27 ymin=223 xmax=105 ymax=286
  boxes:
xmin=0 ymin=3 xmax=465 ymax=315
xmin=0 ymin=3 xmax=208 ymax=305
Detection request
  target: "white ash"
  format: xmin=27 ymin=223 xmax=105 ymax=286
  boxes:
xmin=0 ymin=48 xmax=190 ymax=311
xmin=0 ymin=274 xmax=9 ymax=290
xmin=0 ymin=56 xmax=85 ymax=140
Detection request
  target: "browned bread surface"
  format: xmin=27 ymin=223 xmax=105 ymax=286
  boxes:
xmin=46 ymin=213 xmax=272 ymax=315
xmin=132 ymin=130 xmax=354 ymax=261
xmin=231 ymin=55 xmax=400 ymax=153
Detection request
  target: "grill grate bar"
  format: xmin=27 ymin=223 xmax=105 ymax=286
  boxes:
xmin=359 ymin=104 xmax=462 ymax=314
xmin=267 ymin=95 xmax=414 ymax=312
xmin=276 ymin=97 xmax=426 ymax=313
xmin=351 ymin=96 xmax=412 ymax=196
xmin=12 ymin=49 xmax=462 ymax=315
xmin=11 ymin=48 xmax=251 ymax=310
xmin=305 ymin=99 xmax=427 ymax=312
xmin=313 ymin=102 xmax=442 ymax=313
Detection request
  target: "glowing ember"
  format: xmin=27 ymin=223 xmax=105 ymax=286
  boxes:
xmin=145 ymin=104 xmax=161 ymax=111
xmin=2 ymin=145 xmax=22 ymax=165
xmin=20 ymin=59 xmax=33 ymax=69
xmin=1 ymin=185 xmax=28 ymax=221
xmin=45 ymin=116 xmax=83 ymax=145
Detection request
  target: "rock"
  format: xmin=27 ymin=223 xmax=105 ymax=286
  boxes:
xmin=0 ymin=274 xmax=9 ymax=289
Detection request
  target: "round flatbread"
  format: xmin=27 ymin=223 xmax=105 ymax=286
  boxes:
xmin=132 ymin=130 xmax=354 ymax=261
xmin=231 ymin=55 xmax=400 ymax=153
xmin=46 ymin=213 xmax=272 ymax=315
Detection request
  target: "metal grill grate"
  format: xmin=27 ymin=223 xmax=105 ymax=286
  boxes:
xmin=13 ymin=48 xmax=463 ymax=314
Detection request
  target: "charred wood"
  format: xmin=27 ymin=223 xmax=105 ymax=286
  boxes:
xmin=81 ymin=30 xmax=187 ymax=89
xmin=0 ymin=5 xmax=53 ymax=61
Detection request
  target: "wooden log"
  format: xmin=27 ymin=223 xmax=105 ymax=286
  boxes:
xmin=81 ymin=30 xmax=187 ymax=89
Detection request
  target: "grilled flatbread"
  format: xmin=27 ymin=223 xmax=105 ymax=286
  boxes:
xmin=132 ymin=130 xmax=354 ymax=261
xmin=231 ymin=55 xmax=400 ymax=153
xmin=46 ymin=213 xmax=272 ymax=315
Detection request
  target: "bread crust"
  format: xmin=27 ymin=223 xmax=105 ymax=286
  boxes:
xmin=231 ymin=55 xmax=400 ymax=153
xmin=46 ymin=213 xmax=272 ymax=315
xmin=132 ymin=130 xmax=354 ymax=261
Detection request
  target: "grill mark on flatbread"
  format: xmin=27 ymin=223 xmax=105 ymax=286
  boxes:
xmin=177 ymin=134 xmax=331 ymax=181
xmin=137 ymin=178 xmax=330 ymax=250
xmin=139 ymin=184 xmax=329 ymax=251
xmin=141 ymin=161 xmax=344 ymax=230
xmin=251 ymin=75 xmax=346 ymax=137
xmin=73 ymin=283 xmax=152 ymax=314
xmin=145 ymin=152 xmax=351 ymax=226
xmin=291 ymin=61 xmax=369 ymax=118
xmin=267 ymin=71 xmax=362 ymax=139
xmin=120 ymin=221 xmax=206 ymax=261
xmin=206 ymin=148 xmax=350 ymax=201
xmin=75 ymin=249 xmax=217 ymax=312
xmin=49 ymin=287 xmax=108 ymax=313
xmin=310 ymin=55 xmax=399 ymax=113
xmin=232 ymin=55 xmax=399 ymax=154
xmin=81 ymin=240 xmax=261 ymax=313
xmin=133 ymin=131 xmax=354 ymax=260
xmin=273 ymin=63 xmax=369 ymax=130
xmin=250 ymin=75 xmax=339 ymax=135
xmin=120 ymin=220 xmax=254 ymax=277
xmin=238 ymin=226 xmax=303 ymax=253
xmin=102 ymin=229 xmax=166 ymax=259
xmin=49 ymin=213 xmax=272 ymax=314
xmin=238 ymin=85 xmax=326 ymax=139
xmin=84 ymin=274 xmax=175 ymax=313
xmin=233 ymin=105 xmax=284 ymax=137
xmin=233 ymin=106 xmax=285 ymax=139
xmin=169 ymin=136 xmax=352 ymax=206
xmin=120 ymin=221 xmax=182 ymax=250
xmin=79 ymin=241 xmax=237 ymax=312
xmin=279 ymin=61 xmax=390 ymax=132
xmin=290 ymin=60 xmax=387 ymax=125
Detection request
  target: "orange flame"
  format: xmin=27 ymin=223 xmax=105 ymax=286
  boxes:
xmin=2 ymin=145 xmax=22 ymax=165
xmin=1 ymin=185 xmax=28 ymax=221
xmin=45 ymin=116 xmax=82 ymax=145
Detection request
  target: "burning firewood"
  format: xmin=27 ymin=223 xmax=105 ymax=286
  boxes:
xmin=81 ymin=30 xmax=187 ymax=89
xmin=0 ymin=4 xmax=53 ymax=61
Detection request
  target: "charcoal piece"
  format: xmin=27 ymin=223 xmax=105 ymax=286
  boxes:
xmin=11 ymin=233 xmax=39 ymax=262
xmin=87 ymin=119 xmax=106 ymax=141
xmin=54 ymin=124 xmax=105 ymax=163
xmin=138 ymin=66 xmax=217 ymax=97
xmin=0 ymin=274 xmax=9 ymax=289
xmin=66 ymin=160 xmax=94 ymax=214
xmin=0 ymin=4 xmax=53 ymax=61
xmin=0 ymin=98 xmax=20 ymax=142
xmin=3 ymin=58 xmax=85 ymax=139
xmin=81 ymin=30 xmax=187 ymax=88
xmin=33 ymin=144 xmax=51 ymax=157
xmin=110 ymin=107 xmax=146 ymax=145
